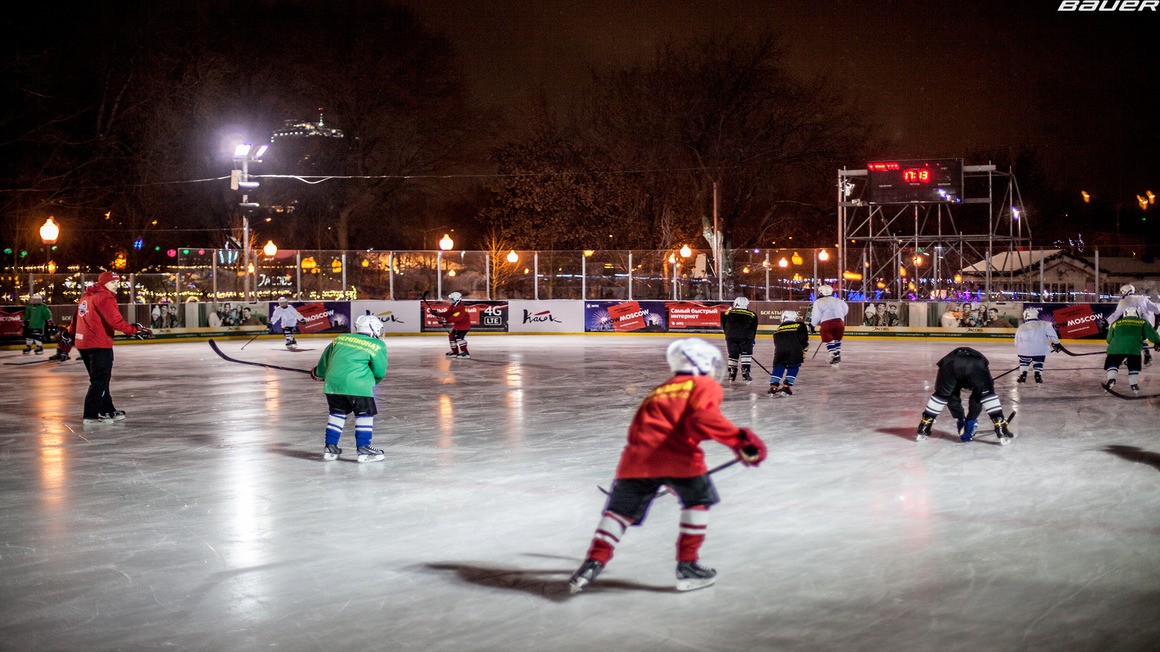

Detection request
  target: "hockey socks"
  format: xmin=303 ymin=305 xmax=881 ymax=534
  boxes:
xmin=355 ymin=414 xmax=374 ymax=448
xmin=325 ymin=412 xmax=347 ymax=446
xmin=677 ymin=506 xmax=709 ymax=562
xmin=585 ymin=511 xmax=631 ymax=564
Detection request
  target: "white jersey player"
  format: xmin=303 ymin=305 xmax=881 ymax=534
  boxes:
xmin=809 ymin=285 xmax=849 ymax=366
xmin=1013 ymin=307 xmax=1061 ymax=384
xmin=271 ymin=297 xmax=307 ymax=348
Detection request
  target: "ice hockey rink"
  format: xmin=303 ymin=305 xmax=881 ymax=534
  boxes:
xmin=2 ymin=334 xmax=1158 ymax=651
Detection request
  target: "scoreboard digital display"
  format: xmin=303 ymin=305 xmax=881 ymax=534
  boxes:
xmin=867 ymin=158 xmax=963 ymax=204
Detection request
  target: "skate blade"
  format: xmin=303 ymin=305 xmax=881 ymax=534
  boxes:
xmin=357 ymin=454 xmax=385 ymax=463
xmin=322 ymin=453 xmax=340 ymax=461
xmin=568 ymin=578 xmax=591 ymax=594
xmin=675 ymin=577 xmax=716 ymax=592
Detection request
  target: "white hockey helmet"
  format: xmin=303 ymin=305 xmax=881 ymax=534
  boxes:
xmin=277 ymin=296 xmax=289 ymax=305
xmin=355 ymin=314 xmax=385 ymax=338
xmin=30 ymin=293 xmax=43 ymax=303
xmin=1023 ymin=307 xmax=1040 ymax=321
xmin=818 ymin=284 xmax=834 ymax=297
xmin=1120 ymin=284 xmax=1136 ymax=297
xmin=448 ymin=292 xmax=463 ymax=305
xmin=781 ymin=310 xmax=799 ymax=323
xmin=666 ymin=338 xmax=724 ymax=380
xmin=1124 ymin=306 xmax=1141 ymax=318
xmin=732 ymin=297 xmax=749 ymax=310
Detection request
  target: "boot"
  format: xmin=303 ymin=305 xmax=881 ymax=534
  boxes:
xmin=1017 ymin=371 xmax=1027 ymax=383
xmin=992 ymin=415 xmax=1015 ymax=446
xmin=916 ymin=415 xmax=934 ymax=441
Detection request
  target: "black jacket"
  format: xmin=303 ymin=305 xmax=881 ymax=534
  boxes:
xmin=720 ymin=308 xmax=758 ymax=341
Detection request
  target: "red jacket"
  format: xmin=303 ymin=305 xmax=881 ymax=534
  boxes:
xmin=430 ymin=303 xmax=472 ymax=331
xmin=74 ymin=284 xmax=140 ymax=349
xmin=615 ymin=374 xmax=746 ymax=479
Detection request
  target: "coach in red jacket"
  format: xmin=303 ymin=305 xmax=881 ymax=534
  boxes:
xmin=74 ymin=271 xmax=153 ymax=424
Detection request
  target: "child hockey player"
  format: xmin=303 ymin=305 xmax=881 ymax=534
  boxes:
xmin=809 ymin=284 xmax=848 ymax=366
xmin=22 ymin=293 xmax=54 ymax=355
xmin=1014 ymin=307 xmax=1062 ymax=384
xmin=767 ymin=310 xmax=809 ymax=396
xmin=271 ymin=297 xmax=307 ymax=349
xmin=427 ymin=292 xmax=472 ymax=358
xmin=48 ymin=313 xmax=76 ymax=362
xmin=916 ymin=347 xmax=1016 ymax=445
xmin=720 ymin=297 xmax=758 ymax=383
xmin=568 ymin=338 xmax=767 ymax=595
xmin=1107 ymin=285 xmax=1160 ymax=366
xmin=311 ymin=314 xmax=389 ymax=462
xmin=1102 ymin=307 xmax=1160 ymax=395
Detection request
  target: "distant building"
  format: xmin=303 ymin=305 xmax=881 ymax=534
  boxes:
xmin=959 ymin=249 xmax=1160 ymax=301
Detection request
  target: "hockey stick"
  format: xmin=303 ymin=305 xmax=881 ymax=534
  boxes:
xmin=239 ymin=328 xmax=266 ymax=351
xmin=992 ymin=366 xmax=1021 ymax=380
xmin=208 ymin=339 xmax=311 ymax=375
xmin=1056 ymin=343 xmax=1105 ymax=357
xmin=1102 ymin=385 xmax=1160 ymax=400
xmin=421 ymin=291 xmax=453 ymax=334
xmin=597 ymin=458 xmax=741 ymax=496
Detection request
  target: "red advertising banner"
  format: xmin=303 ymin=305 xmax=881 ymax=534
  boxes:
xmin=1052 ymin=303 xmax=1100 ymax=339
xmin=666 ymin=301 xmax=727 ymax=330
xmin=607 ymin=301 xmax=648 ymax=332
xmin=0 ymin=308 xmax=24 ymax=337
xmin=297 ymin=302 xmax=338 ymax=334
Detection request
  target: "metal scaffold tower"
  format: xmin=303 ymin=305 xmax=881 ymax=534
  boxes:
xmin=837 ymin=159 xmax=1029 ymax=301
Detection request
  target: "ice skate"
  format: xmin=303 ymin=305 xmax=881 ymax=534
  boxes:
xmin=322 ymin=444 xmax=342 ymax=461
xmin=1034 ymin=372 xmax=1043 ymax=384
xmin=916 ymin=415 xmax=934 ymax=442
xmin=1146 ymin=350 xmax=1153 ymax=367
xmin=568 ymin=559 xmax=604 ymax=594
xmin=1131 ymin=383 xmax=1141 ymax=395
xmin=111 ymin=410 xmax=126 ymax=421
xmin=741 ymin=370 xmax=752 ymax=384
xmin=728 ymin=368 xmax=737 ymax=383
xmin=829 ymin=353 xmax=840 ymax=368
xmin=1102 ymin=379 xmax=1116 ymax=391
xmin=993 ymin=416 xmax=1015 ymax=446
xmin=675 ymin=560 xmax=717 ymax=592
xmin=445 ymin=350 xmax=459 ymax=357
xmin=1017 ymin=371 xmax=1027 ymax=383
xmin=49 ymin=352 xmax=69 ymax=362
xmin=83 ymin=414 xmax=115 ymax=425
xmin=457 ymin=352 xmax=471 ymax=359
xmin=34 ymin=346 xmax=44 ymax=355
xmin=780 ymin=385 xmax=794 ymax=396
xmin=356 ymin=445 xmax=385 ymax=463
xmin=767 ymin=384 xmax=781 ymax=397
xmin=22 ymin=346 xmax=31 ymax=355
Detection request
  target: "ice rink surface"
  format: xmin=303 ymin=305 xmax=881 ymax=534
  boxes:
xmin=2 ymin=334 xmax=1159 ymax=651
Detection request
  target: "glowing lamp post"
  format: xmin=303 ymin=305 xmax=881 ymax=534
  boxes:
xmin=506 ymin=250 xmax=519 ymax=264
xmin=437 ymin=234 xmax=454 ymax=298
xmin=39 ymin=217 xmax=59 ymax=245
xmin=263 ymin=241 xmax=278 ymax=257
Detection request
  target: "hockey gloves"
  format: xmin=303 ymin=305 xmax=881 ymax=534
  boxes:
xmin=310 ymin=366 xmax=324 ymax=382
xmin=1051 ymin=342 xmax=1063 ymax=353
xmin=131 ymin=323 xmax=154 ymax=339
xmin=58 ymin=330 xmax=73 ymax=346
xmin=734 ymin=428 xmax=768 ymax=467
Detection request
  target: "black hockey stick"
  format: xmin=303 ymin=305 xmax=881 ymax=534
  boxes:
xmin=239 ymin=328 xmax=267 ymax=351
xmin=208 ymin=339 xmax=311 ymax=375
xmin=597 ymin=458 xmax=742 ymax=496
xmin=992 ymin=366 xmax=1021 ymax=380
xmin=421 ymin=291 xmax=453 ymax=334
xmin=1056 ymin=343 xmax=1105 ymax=357
xmin=1102 ymin=385 xmax=1160 ymax=400
xmin=3 ymin=358 xmax=53 ymax=366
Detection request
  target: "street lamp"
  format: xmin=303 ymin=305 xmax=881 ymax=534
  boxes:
xmin=436 ymin=234 xmax=454 ymax=298
xmin=39 ymin=217 xmax=60 ymax=296
xmin=231 ymin=142 xmax=268 ymax=303
xmin=263 ymin=240 xmax=278 ymax=257
xmin=438 ymin=234 xmax=454 ymax=251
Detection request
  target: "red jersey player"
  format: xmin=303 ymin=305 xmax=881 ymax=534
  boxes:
xmin=427 ymin=292 xmax=472 ymax=359
xmin=569 ymin=338 xmax=768 ymax=594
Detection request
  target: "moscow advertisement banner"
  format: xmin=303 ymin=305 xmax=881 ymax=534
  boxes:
xmin=1024 ymin=303 xmax=1118 ymax=340
xmin=584 ymin=301 xmax=668 ymax=332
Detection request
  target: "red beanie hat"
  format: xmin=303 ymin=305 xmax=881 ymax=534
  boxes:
xmin=98 ymin=271 xmax=120 ymax=285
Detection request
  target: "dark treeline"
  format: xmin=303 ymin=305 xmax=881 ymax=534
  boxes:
xmin=1 ymin=1 xmax=1096 ymax=273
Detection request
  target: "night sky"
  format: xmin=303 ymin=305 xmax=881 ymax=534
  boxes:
xmin=398 ymin=0 xmax=1158 ymax=197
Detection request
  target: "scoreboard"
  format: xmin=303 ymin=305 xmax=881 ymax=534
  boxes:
xmin=867 ymin=159 xmax=963 ymax=204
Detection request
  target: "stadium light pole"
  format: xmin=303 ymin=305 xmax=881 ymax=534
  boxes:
xmin=231 ymin=143 xmax=268 ymax=303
